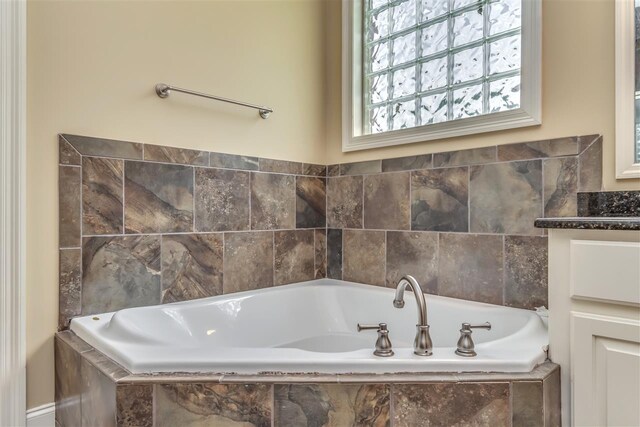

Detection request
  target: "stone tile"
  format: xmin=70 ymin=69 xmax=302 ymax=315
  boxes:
xmin=259 ymin=158 xmax=303 ymax=175
xmin=392 ymin=382 xmax=510 ymax=427
xmin=340 ymin=160 xmax=382 ymax=175
xmin=543 ymin=366 xmax=562 ymax=426
xmin=327 ymin=164 xmax=340 ymax=177
xmin=438 ymin=233 xmax=504 ymax=305
xmin=156 ymin=383 xmax=271 ymax=427
xmin=62 ymin=134 xmax=143 ymax=160
xmin=544 ymin=157 xmax=578 ymax=217
xmin=505 ymin=235 xmax=548 ymax=309
xmin=194 ymin=168 xmax=251 ymax=232
xmin=59 ymin=166 xmax=82 ymax=247
xmin=411 ymin=167 xmax=469 ymax=232
xmin=327 ymin=229 xmax=343 ymax=280
xmin=302 ymin=163 xmax=327 ymax=177
xmin=116 ymin=384 xmax=153 ymax=427
xmin=81 ymin=357 xmax=117 ymax=427
xmin=578 ymin=135 xmax=603 ymax=192
xmin=433 ymin=146 xmax=496 ymax=167
xmin=326 ymin=176 xmax=363 ymax=229
xmin=314 ymin=229 xmax=327 ymax=279
xmin=82 ymin=349 xmax=130 ymax=382
xmin=82 ymin=157 xmax=123 ymax=235
xmin=82 ymin=236 xmax=161 ymax=314
xmin=251 ymin=173 xmax=296 ymax=230
xmin=386 ymin=231 xmax=438 ymax=293
xmin=498 ymin=137 xmax=578 ymax=161
xmin=56 ymin=330 xmax=93 ymax=355
xmin=161 ymin=234 xmax=223 ymax=303
xmin=55 ymin=336 xmax=82 ymax=427
xmin=274 ymin=384 xmax=389 ymax=427
xmin=577 ymin=134 xmax=601 ymax=153
xmin=209 ymin=152 xmax=259 ymax=171
xmin=296 ymin=176 xmax=326 ymax=229
xmin=343 ymin=230 xmax=386 ymax=286
xmin=274 ymin=230 xmax=315 ymax=285
xmin=59 ymin=249 xmax=81 ymax=330
xmin=364 ymin=172 xmax=410 ymax=230
xmin=59 ymin=135 xmax=81 ymax=165
xmin=512 ymin=381 xmax=544 ymax=426
xmin=143 ymin=144 xmax=208 ymax=166
xmin=223 ymin=231 xmax=273 ymax=293
xmin=124 ymin=161 xmax=193 ymax=234
xmin=470 ymin=160 xmax=543 ymax=235
xmin=382 ymin=154 xmax=432 ymax=172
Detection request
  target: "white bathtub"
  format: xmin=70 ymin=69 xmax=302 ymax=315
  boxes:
xmin=70 ymin=279 xmax=548 ymax=374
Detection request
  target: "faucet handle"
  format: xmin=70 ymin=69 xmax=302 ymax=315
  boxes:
xmin=357 ymin=322 xmax=387 ymax=332
xmin=357 ymin=323 xmax=394 ymax=357
xmin=455 ymin=322 xmax=491 ymax=357
xmin=461 ymin=322 xmax=491 ymax=331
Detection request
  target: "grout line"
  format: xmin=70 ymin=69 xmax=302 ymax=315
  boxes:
xmin=121 ymin=160 xmax=126 ymax=234
xmin=502 ymin=234 xmax=506 ymax=306
xmin=192 ymin=167 xmax=196 ymax=232
xmin=467 ymin=165 xmax=471 ymax=232
xmin=59 ymin=163 xmax=81 ymax=168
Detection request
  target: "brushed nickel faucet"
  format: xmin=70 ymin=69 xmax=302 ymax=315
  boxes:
xmin=393 ymin=275 xmax=433 ymax=356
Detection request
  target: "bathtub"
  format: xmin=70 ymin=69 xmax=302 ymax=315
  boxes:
xmin=70 ymin=279 xmax=548 ymax=374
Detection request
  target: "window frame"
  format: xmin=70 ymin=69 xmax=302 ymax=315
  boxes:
xmin=614 ymin=0 xmax=640 ymax=179
xmin=341 ymin=0 xmax=542 ymax=152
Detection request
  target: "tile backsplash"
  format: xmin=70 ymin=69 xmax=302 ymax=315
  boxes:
xmin=59 ymin=133 xmax=602 ymax=328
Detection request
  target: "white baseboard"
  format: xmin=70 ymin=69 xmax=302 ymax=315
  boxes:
xmin=26 ymin=403 xmax=55 ymax=427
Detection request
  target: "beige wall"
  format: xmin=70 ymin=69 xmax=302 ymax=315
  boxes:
xmin=27 ymin=0 xmax=327 ymax=408
xmin=324 ymin=0 xmax=640 ymax=191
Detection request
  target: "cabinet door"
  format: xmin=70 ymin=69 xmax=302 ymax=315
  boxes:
xmin=571 ymin=312 xmax=640 ymax=426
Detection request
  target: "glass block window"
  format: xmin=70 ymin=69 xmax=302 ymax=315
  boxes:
xmin=364 ymin=0 xmax=522 ymax=134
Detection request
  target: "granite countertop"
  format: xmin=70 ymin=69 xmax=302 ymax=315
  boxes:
xmin=534 ymin=217 xmax=640 ymax=231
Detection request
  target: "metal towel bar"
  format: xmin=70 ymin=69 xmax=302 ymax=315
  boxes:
xmin=155 ymin=83 xmax=273 ymax=119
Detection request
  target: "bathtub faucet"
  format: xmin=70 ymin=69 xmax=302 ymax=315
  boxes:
xmin=393 ymin=275 xmax=433 ymax=356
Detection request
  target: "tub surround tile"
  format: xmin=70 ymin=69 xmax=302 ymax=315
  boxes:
xmin=386 ymin=231 xmax=438 ymax=293
xmin=392 ymin=382 xmax=510 ymax=427
xmin=504 ymin=236 xmax=548 ymax=309
xmin=161 ymin=234 xmax=223 ymax=303
xmin=578 ymin=191 xmax=640 ymax=217
xmin=82 ymin=349 xmax=131 ymax=382
xmin=364 ymin=172 xmax=410 ymax=230
xmin=326 ymin=229 xmax=343 ymax=280
xmin=59 ymin=249 xmax=82 ymax=329
xmin=340 ymin=160 xmax=382 ymax=175
xmin=512 ymin=381 xmax=544 ymax=426
xmin=124 ymin=161 xmax=194 ymax=234
xmin=470 ymin=160 xmax=543 ymax=235
xmin=343 ymin=230 xmax=386 ymax=286
xmin=498 ymin=137 xmax=578 ymax=161
xmin=251 ymin=173 xmax=296 ymax=230
xmin=81 ymin=357 xmax=117 ymax=427
xmin=543 ymin=366 xmax=562 ymax=426
xmin=55 ymin=336 xmax=83 ymax=427
xmin=156 ymin=383 xmax=272 ymax=427
xmin=194 ymin=168 xmax=251 ymax=232
xmin=327 ymin=164 xmax=340 ymax=177
xmin=82 ymin=157 xmax=124 ymax=235
xmin=209 ymin=152 xmax=260 ymax=171
xmin=223 ymin=231 xmax=274 ymax=293
xmin=274 ymin=384 xmax=389 ymax=427
xmin=59 ymin=136 xmax=81 ymax=165
xmin=274 ymin=230 xmax=315 ymax=285
xmin=296 ymin=176 xmax=326 ymax=229
xmin=143 ymin=144 xmax=208 ymax=166
xmin=411 ymin=167 xmax=469 ymax=232
xmin=438 ymin=233 xmax=504 ymax=305
xmin=260 ymin=158 xmax=303 ymax=175
xmin=577 ymin=134 xmax=600 ymax=153
xmin=543 ymin=157 xmax=578 ymax=217
xmin=59 ymin=166 xmax=82 ymax=247
xmin=116 ymin=384 xmax=153 ymax=427
xmin=81 ymin=236 xmax=161 ymax=315
xmin=326 ymin=176 xmax=363 ymax=229
xmin=578 ymin=136 xmax=603 ymax=192
xmin=314 ymin=229 xmax=327 ymax=279
xmin=62 ymin=134 xmax=143 ymax=160
xmin=382 ymin=154 xmax=432 ymax=172
xmin=303 ymin=163 xmax=327 ymax=177
xmin=56 ymin=330 xmax=93 ymax=355
xmin=433 ymin=146 xmax=496 ymax=167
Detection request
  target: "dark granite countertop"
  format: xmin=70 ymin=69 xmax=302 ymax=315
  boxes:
xmin=534 ymin=217 xmax=640 ymax=231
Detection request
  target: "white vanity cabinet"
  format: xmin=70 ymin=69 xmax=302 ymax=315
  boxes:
xmin=548 ymin=229 xmax=640 ymax=426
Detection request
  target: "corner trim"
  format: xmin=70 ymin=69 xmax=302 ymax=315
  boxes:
xmin=26 ymin=403 xmax=55 ymax=427
xmin=0 ymin=0 xmax=27 ymax=425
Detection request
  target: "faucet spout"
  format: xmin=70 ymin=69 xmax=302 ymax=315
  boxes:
xmin=393 ymin=275 xmax=432 ymax=356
